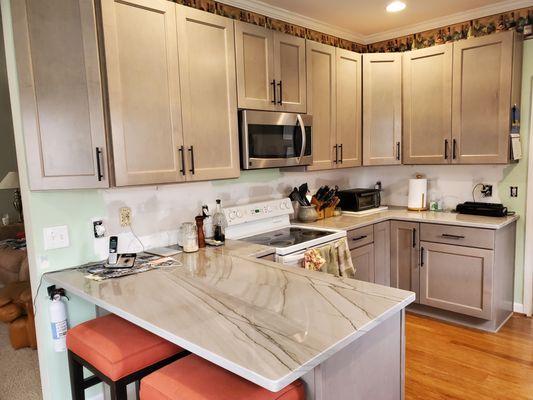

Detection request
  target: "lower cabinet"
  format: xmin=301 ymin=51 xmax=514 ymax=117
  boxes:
xmin=390 ymin=221 xmax=420 ymax=303
xmin=373 ymin=221 xmax=390 ymax=286
xmin=351 ymin=243 xmax=375 ymax=282
xmin=419 ymin=242 xmax=493 ymax=320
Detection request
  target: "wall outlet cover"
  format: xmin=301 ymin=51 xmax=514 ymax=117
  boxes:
xmin=43 ymin=225 xmax=70 ymax=250
xmin=120 ymin=207 xmax=132 ymax=227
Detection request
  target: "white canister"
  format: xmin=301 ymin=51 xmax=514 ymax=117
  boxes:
xmin=408 ymin=176 xmax=428 ymax=211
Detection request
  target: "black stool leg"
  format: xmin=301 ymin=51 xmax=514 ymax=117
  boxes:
xmin=135 ymin=380 xmax=141 ymax=399
xmin=68 ymin=350 xmax=86 ymax=400
xmin=109 ymin=381 xmax=128 ymax=400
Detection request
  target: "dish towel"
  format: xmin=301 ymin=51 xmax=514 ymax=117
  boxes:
xmin=302 ymin=238 xmax=355 ymax=278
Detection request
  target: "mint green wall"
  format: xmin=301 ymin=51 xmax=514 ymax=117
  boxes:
xmin=499 ymin=39 xmax=533 ymax=304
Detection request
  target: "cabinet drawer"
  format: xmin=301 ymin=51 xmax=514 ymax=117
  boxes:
xmin=420 ymin=223 xmax=494 ymax=249
xmin=347 ymin=225 xmax=373 ymax=250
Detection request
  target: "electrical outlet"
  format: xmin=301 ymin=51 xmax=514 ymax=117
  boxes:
xmin=481 ymin=184 xmax=492 ymax=198
xmin=43 ymin=225 xmax=70 ymax=250
xmin=119 ymin=207 xmax=132 ymax=227
xmin=93 ymin=220 xmax=105 ymax=238
xmin=510 ymin=186 xmax=518 ymax=198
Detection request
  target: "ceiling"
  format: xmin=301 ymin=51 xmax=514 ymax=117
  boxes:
xmin=226 ymin=0 xmax=532 ymax=43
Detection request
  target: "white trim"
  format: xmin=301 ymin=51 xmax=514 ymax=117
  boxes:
xmin=524 ymin=76 xmax=533 ymax=317
xmin=87 ymin=395 xmax=104 ymax=400
xmin=514 ymin=302 xmax=525 ymax=314
xmin=218 ymin=0 xmax=365 ymax=43
xmin=219 ymin=0 xmax=533 ymax=45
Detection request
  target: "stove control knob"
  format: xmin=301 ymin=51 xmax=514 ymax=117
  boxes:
xmin=229 ymin=211 xmax=236 ymax=220
xmin=267 ymin=206 xmax=273 ymax=212
xmin=236 ymin=210 xmax=243 ymax=218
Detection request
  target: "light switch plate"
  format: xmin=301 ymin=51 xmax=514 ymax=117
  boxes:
xmin=43 ymin=225 xmax=70 ymax=250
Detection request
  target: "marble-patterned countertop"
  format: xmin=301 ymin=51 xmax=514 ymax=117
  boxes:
xmin=45 ymin=245 xmax=414 ymax=392
xmin=302 ymin=208 xmax=518 ymax=231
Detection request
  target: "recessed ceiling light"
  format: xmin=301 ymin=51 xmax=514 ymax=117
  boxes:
xmin=386 ymin=1 xmax=406 ymax=12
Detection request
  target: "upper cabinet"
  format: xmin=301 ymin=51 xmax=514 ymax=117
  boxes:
xmin=363 ymin=53 xmax=402 ymax=166
xmin=451 ymin=31 xmax=521 ymax=164
xmin=101 ymin=1 xmax=239 ymax=186
xmin=12 ymin=0 xmax=109 ymax=190
xmin=101 ymin=0 xmax=184 ymax=186
xmin=306 ymin=41 xmax=361 ymax=171
xmin=176 ymin=6 xmax=240 ymax=181
xmin=235 ymin=21 xmax=306 ymax=113
xmin=403 ymin=44 xmax=452 ymax=165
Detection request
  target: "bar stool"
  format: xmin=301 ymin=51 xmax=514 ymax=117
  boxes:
xmin=139 ymin=354 xmax=306 ymax=400
xmin=67 ymin=313 xmax=189 ymax=400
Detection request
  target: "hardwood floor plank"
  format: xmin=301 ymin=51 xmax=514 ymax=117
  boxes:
xmin=406 ymin=313 xmax=533 ymax=400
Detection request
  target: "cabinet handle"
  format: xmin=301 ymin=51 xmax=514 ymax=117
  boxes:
xmin=452 ymin=139 xmax=457 ymax=160
xmin=271 ymin=80 xmax=277 ymax=104
xmin=178 ymin=146 xmax=186 ymax=176
xmin=188 ymin=146 xmax=195 ymax=175
xmin=444 ymin=139 xmax=449 ymax=160
xmin=396 ymin=142 xmax=401 ymax=161
xmin=277 ymin=81 xmax=283 ymax=105
xmin=333 ymin=145 xmax=338 ymax=164
xmin=420 ymin=247 xmax=425 ymax=267
xmin=95 ymin=147 xmax=104 ymax=181
xmin=412 ymin=228 xmax=416 ymax=248
xmin=352 ymin=235 xmax=368 ymax=241
xmin=339 ymin=144 xmax=343 ymax=164
xmin=441 ymin=233 xmax=465 ymax=240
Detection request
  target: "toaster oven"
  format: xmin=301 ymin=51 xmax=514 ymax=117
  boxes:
xmin=337 ymin=188 xmax=381 ymax=212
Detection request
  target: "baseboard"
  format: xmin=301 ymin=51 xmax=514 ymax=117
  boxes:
xmin=513 ymin=302 xmax=525 ymax=314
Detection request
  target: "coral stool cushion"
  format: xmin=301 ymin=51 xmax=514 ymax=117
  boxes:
xmin=67 ymin=314 xmax=183 ymax=381
xmin=140 ymin=354 xmax=305 ymax=400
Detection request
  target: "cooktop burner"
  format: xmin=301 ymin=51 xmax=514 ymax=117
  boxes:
xmin=241 ymin=227 xmax=334 ymax=248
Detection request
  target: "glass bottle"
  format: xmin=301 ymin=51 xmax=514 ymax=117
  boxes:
xmin=212 ymin=199 xmax=225 ymax=243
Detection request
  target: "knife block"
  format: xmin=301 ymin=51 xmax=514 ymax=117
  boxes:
xmin=311 ymin=196 xmax=339 ymax=220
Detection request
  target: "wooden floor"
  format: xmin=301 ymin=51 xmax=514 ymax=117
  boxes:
xmin=405 ymin=313 xmax=533 ymax=400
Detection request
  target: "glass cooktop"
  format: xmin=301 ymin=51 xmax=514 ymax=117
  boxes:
xmin=241 ymin=227 xmax=334 ymax=248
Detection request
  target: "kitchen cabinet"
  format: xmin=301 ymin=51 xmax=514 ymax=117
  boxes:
xmin=451 ymin=31 xmax=522 ymax=164
xmin=403 ymin=44 xmax=452 ymax=165
xmin=419 ymin=241 xmax=493 ymax=319
xmin=235 ymin=21 xmax=306 ymax=113
xmin=351 ymin=243 xmax=375 ymax=283
xmin=102 ymin=1 xmax=239 ymax=186
xmin=363 ymin=53 xmax=402 ymax=166
xmin=390 ymin=221 xmax=419 ymax=302
xmin=101 ymin=0 xmax=184 ymax=186
xmin=373 ymin=221 xmax=391 ymax=286
xmin=12 ymin=0 xmax=109 ymax=190
xmin=307 ymin=42 xmax=362 ymax=170
xmin=176 ymin=5 xmax=240 ymax=181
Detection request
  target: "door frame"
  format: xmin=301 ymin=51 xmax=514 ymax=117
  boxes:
xmin=523 ymin=76 xmax=533 ymax=316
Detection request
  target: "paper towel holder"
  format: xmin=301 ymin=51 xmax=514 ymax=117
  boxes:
xmin=407 ymin=173 xmax=428 ymax=211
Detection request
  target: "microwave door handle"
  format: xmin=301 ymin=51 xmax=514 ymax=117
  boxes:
xmin=296 ymin=114 xmax=306 ymax=162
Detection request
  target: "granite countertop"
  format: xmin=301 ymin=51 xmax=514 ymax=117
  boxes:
xmin=45 ymin=245 xmax=414 ymax=392
xmin=302 ymin=208 xmax=518 ymax=231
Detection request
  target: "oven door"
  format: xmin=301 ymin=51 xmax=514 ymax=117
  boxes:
xmin=356 ymin=192 xmax=380 ymax=211
xmin=276 ymin=248 xmax=307 ymax=267
xmin=241 ymin=110 xmax=312 ymax=169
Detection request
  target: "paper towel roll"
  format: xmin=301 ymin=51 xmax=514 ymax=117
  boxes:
xmin=408 ymin=178 xmax=428 ymax=211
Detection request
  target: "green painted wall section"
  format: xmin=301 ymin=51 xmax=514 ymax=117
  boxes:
xmin=499 ymin=39 xmax=533 ymax=304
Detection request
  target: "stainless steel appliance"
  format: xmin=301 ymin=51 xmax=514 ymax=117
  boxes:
xmin=240 ymin=110 xmax=312 ymax=169
xmin=337 ymin=188 xmax=381 ymax=212
xmin=224 ymin=198 xmax=345 ymax=266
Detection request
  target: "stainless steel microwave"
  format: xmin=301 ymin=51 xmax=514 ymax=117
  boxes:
xmin=240 ymin=110 xmax=312 ymax=169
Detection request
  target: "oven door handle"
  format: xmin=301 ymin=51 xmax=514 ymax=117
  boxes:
xmin=296 ymin=114 xmax=306 ymax=163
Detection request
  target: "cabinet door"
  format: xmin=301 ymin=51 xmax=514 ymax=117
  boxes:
xmin=351 ymin=243 xmax=375 ymax=283
xmin=101 ymin=0 xmax=184 ymax=186
xmin=274 ymin=32 xmax=306 ymax=113
xmin=176 ymin=6 xmax=240 ymax=182
xmin=336 ymin=48 xmax=362 ymax=168
xmin=420 ymin=242 xmax=493 ymax=319
xmin=12 ymin=0 xmax=108 ymax=190
xmin=374 ymin=221 xmax=391 ymax=286
xmin=390 ymin=221 xmax=419 ymax=302
xmin=363 ymin=53 xmax=402 ymax=166
xmin=306 ymin=41 xmax=336 ymax=171
xmin=234 ymin=21 xmax=275 ymax=110
xmin=403 ymin=44 xmax=452 ymax=165
xmin=452 ymin=31 xmax=514 ymax=164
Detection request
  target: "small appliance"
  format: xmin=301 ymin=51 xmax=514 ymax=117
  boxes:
xmin=240 ymin=110 xmax=312 ymax=169
xmin=456 ymin=202 xmax=509 ymax=217
xmin=224 ymin=198 xmax=345 ymax=266
xmin=336 ymin=188 xmax=381 ymax=212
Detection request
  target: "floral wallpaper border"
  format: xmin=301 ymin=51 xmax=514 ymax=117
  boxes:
xmin=172 ymin=0 xmax=533 ymax=53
